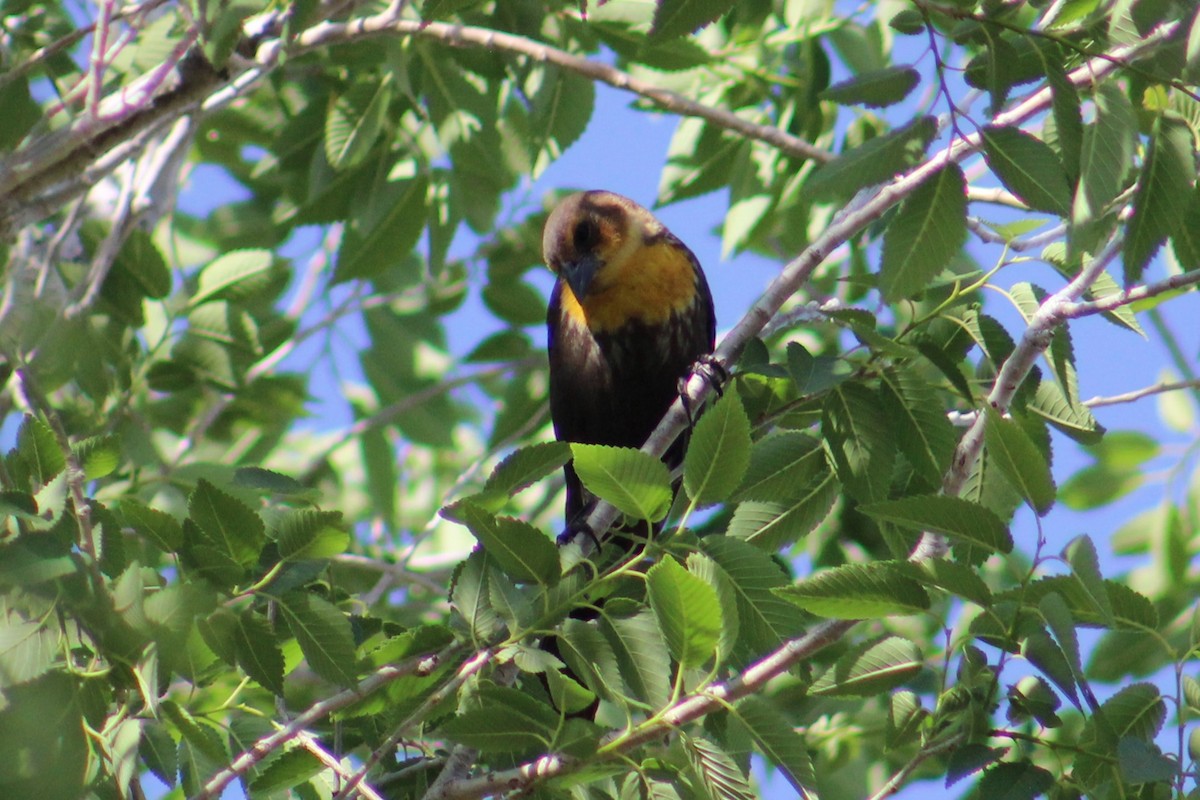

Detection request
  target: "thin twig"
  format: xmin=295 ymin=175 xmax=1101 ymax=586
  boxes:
xmin=295 ymin=730 xmax=387 ymax=800
xmin=191 ymin=644 xmax=462 ymax=800
xmin=1084 ymin=379 xmax=1200 ymax=409
xmin=292 ymin=17 xmax=836 ymax=164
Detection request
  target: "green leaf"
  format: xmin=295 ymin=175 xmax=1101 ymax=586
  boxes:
xmin=325 ymin=75 xmax=393 ymax=170
xmin=17 ymin=415 xmax=65 ymax=485
xmin=1072 ymin=83 xmax=1134 ymax=230
xmin=1124 ymin=113 xmax=1195 ymax=283
xmin=732 ymin=431 xmax=827 ymax=503
xmin=570 ymin=444 xmax=673 ymax=522
xmin=233 ymin=611 xmax=284 ymax=695
xmin=822 ymin=383 xmax=895 ymax=503
xmin=1062 ymin=535 xmax=1113 ymax=624
xmin=0 ymin=618 xmax=58 ymax=687
xmin=1117 ymin=737 xmax=1177 ymax=784
xmin=234 ymin=467 xmax=313 ymax=497
xmin=981 ymin=126 xmax=1071 ymax=216
xmin=811 ymin=635 xmax=922 ymax=697
xmin=859 ymin=495 xmax=1013 ymax=554
xmin=976 ymin=761 xmax=1054 ymax=799
xmin=120 ymin=499 xmax=183 ymax=552
xmin=139 ymin=721 xmax=178 ymax=788
xmin=557 ymin=618 xmax=623 ymax=702
xmin=277 ymin=591 xmax=356 ymax=687
xmin=249 ymin=748 xmax=325 ymax=794
xmin=1187 ymin=4 xmax=1200 ymax=83
xmin=1171 ymin=183 xmax=1200 ymax=269
xmin=1089 ymin=683 xmax=1166 ymax=744
xmin=334 ymin=175 xmax=429 ymax=283
xmin=650 ymin=0 xmax=736 ymax=40
xmin=440 ymin=684 xmax=557 ymax=753
xmin=776 ymin=562 xmax=930 ymax=619
xmin=730 ymin=697 xmax=816 ymax=796
xmin=701 ymin=535 xmax=803 ymax=654
xmin=188 ymin=479 xmax=265 ymax=566
xmin=646 ymin=557 xmax=723 ymax=668
xmin=529 ymin=68 xmax=594 ymax=177
xmin=683 ymin=735 xmax=756 ymax=800
xmin=903 ymin=559 xmax=993 ymax=607
xmin=1042 ymin=48 xmax=1082 ymax=182
xmin=687 ymin=552 xmax=739 ymax=665
xmin=879 ymin=163 xmax=968 ymax=302
xmin=193 ymin=249 xmax=276 ymax=306
xmin=482 ymin=279 xmax=546 ymax=326
xmin=274 ymin=510 xmax=349 ymax=562
xmin=983 ymin=408 xmax=1056 ymax=516
xmin=684 ymin=389 xmax=751 ymax=506
xmin=726 ymin=475 xmax=838 ymax=551
xmin=476 ymin=442 xmax=570 ymax=507
xmin=1029 ymin=380 xmax=1104 ymax=445
xmin=601 ymin=610 xmax=671 ymax=709
xmin=808 ymin=116 xmax=936 ymax=201
xmin=0 ymin=76 xmax=42 ymax=151
xmin=879 ymin=368 xmax=957 ymax=486
xmin=445 ymin=501 xmax=559 ymax=585
xmin=821 ymin=66 xmax=920 ymax=108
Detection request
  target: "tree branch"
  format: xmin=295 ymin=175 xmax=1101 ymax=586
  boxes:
xmin=191 ymin=644 xmax=463 ymax=800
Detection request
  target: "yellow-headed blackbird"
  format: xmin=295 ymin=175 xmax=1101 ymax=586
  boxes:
xmin=544 ymin=190 xmax=716 ymax=535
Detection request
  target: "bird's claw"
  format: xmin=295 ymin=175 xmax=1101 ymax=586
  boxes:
xmin=679 ymin=354 xmax=728 ymax=427
xmin=558 ymin=515 xmax=601 ymax=551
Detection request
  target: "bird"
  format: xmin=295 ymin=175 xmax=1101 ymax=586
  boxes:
xmin=543 ymin=190 xmax=717 ymax=544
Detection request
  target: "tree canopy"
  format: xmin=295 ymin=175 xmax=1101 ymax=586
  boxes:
xmin=1 ymin=1 xmax=1200 ymax=799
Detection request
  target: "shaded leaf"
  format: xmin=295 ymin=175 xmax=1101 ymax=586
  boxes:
xmin=880 ymin=163 xmax=967 ymax=301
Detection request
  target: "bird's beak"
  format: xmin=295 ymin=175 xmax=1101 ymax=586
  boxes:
xmin=562 ymin=254 xmax=602 ymax=300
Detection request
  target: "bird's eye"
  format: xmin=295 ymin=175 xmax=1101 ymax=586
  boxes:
xmin=573 ymin=219 xmax=599 ymax=250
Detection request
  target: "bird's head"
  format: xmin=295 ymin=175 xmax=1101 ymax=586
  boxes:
xmin=542 ymin=190 xmax=662 ymax=301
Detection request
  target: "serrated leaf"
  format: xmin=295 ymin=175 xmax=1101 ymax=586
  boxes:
xmin=477 ymin=441 xmax=570 ymax=506
xmin=325 ymin=75 xmax=393 ymax=171
xmin=1063 ymin=535 xmax=1114 ymax=624
xmin=233 ymin=467 xmax=312 ymax=497
xmin=274 ymin=510 xmax=349 ymax=562
xmin=571 ymin=444 xmax=672 ymax=522
xmin=1022 ymin=630 xmax=1079 ymax=707
xmin=730 ymin=697 xmax=816 ymax=795
xmin=1124 ymin=113 xmax=1195 ymax=283
xmin=1171 ymin=183 xmax=1200 ymax=270
xmin=120 ymin=499 xmax=183 ymax=552
xmin=775 ymin=562 xmax=930 ymax=619
xmin=234 ymin=611 xmax=284 ymax=695
xmin=821 ymin=66 xmax=920 ymax=108
xmin=602 ymin=610 xmax=671 ymax=709
xmin=903 ymin=559 xmax=993 ymax=607
xmin=880 ymin=163 xmax=967 ymax=302
xmin=822 ymin=383 xmax=895 ymax=503
xmin=808 ymin=116 xmax=937 ymax=201
xmin=684 ymin=390 xmax=751 ymax=506
xmin=726 ymin=474 xmax=838 ymax=551
xmin=879 ymin=368 xmax=957 ymax=485
xmin=1072 ymin=84 xmax=1135 ymax=229
xmin=810 ymin=635 xmax=922 ymax=696
xmin=1039 ymin=591 xmax=1082 ymax=681
xmin=188 ymin=479 xmax=265 ymax=566
xmin=139 ymin=721 xmax=177 ymax=788
xmin=983 ymin=408 xmax=1055 ymax=515
xmin=650 ymin=0 xmax=736 ymax=40
xmin=687 ymin=552 xmax=739 ymax=665
xmin=646 ymin=557 xmax=722 ymax=668
xmin=732 ymin=431 xmax=827 ymax=503
xmin=557 ymin=618 xmax=623 ymax=703
xmin=72 ymin=435 xmax=121 ymax=479
xmin=859 ymin=495 xmax=1012 ymax=554
xmin=1090 ymin=683 xmax=1166 ymax=744
xmin=334 ymin=175 xmax=429 ymax=284
xmin=981 ymin=126 xmax=1071 ymax=216
xmin=447 ymin=501 xmax=559 ymax=585
xmin=529 ymin=68 xmax=594 ymax=178
xmin=684 ymin=735 xmax=757 ymax=800
xmin=17 ymin=415 xmax=65 ymax=485
xmin=440 ymin=684 xmax=556 ymax=753
xmin=249 ymin=748 xmax=325 ymax=793
xmin=1117 ymin=737 xmax=1177 ymax=783
xmin=701 ymin=535 xmax=802 ymax=654
xmin=277 ymin=591 xmax=356 ymax=687
xmin=1029 ymin=380 xmax=1104 ymax=445
xmin=976 ymin=761 xmax=1054 ymax=799
xmin=193 ymin=249 xmax=275 ymax=306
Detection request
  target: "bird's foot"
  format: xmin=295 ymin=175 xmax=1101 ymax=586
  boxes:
xmin=679 ymin=354 xmax=728 ymax=427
